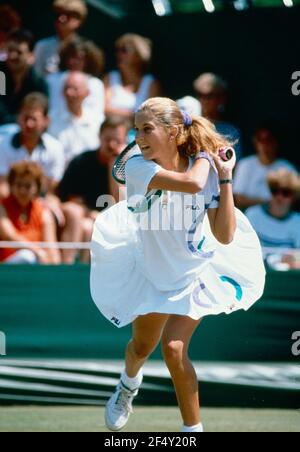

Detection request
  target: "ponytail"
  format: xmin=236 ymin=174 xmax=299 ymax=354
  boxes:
xmin=137 ymin=97 xmax=234 ymax=157
xmin=178 ymin=116 xmax=233 ymax=157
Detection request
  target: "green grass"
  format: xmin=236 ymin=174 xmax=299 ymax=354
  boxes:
xmin=0 ymin=406 xmax=299 ymax=432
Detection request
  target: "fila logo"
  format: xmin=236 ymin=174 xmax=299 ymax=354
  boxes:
xmin=111 ymin=317 xmax=121 ymax=326
xmin=186 ymin=205 xmax=202 ymax=211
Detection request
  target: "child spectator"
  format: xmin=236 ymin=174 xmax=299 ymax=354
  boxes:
xmin=0 ymin=161 xmax=60 ymax=264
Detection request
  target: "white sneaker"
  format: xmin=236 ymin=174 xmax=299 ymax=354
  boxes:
xmin=105 ymin=381 xmax=139 ymax=431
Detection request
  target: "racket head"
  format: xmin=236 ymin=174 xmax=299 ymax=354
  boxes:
xmin=112 ymin=141 xmax=142 ymax=185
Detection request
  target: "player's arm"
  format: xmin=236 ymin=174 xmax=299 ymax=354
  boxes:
xmin=207 ymin=153 xmax=237 ymax=245
xmin=148 ymin=158 xmax=210 ymax=194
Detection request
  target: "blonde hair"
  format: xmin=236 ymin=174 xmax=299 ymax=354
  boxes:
xmin=193 ymin=72 xmax=228 ymax=95
xmin=137 ymin=97 xmax=233 ymax=157
xmin=116 ymin=34 xmax=152 ymax=73
xmin=268 ymin=169 xmax=300 ymax=195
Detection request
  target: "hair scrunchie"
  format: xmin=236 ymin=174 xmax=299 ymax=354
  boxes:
xmin=181 ymin=111 xmax=193 ymax=127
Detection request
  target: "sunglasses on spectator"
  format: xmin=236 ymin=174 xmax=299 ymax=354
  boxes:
xmin=270 ymin=187 xmax=294 ymax=198
xmin=55 ymin=11 xmax=82 ymax=21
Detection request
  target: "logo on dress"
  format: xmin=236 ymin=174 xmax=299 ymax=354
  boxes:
xmin=186 ymin=205 xmax=202 ymax=211
xmin=111 ymin=317 xmax=121 ymax=326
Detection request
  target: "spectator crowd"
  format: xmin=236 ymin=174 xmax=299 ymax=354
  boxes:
xmin=0 ymin=0 xmax=299 ymax=269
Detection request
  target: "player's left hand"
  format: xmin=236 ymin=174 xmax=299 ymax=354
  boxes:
xmin=213 ymin=148 xmax=237 ymax=179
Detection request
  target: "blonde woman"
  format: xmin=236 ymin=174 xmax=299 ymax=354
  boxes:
xmin=90 ymin=98 xmax=265 ymax=432
xmin=104 ymin=34 xmax=161 ymax=120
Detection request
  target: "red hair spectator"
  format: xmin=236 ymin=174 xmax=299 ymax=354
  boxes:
xmin=0 ymin=161 xmax=60 ymax=264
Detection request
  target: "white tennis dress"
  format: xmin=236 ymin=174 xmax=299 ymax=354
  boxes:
xmin=90 ymin=153 xmax=266 ymax=328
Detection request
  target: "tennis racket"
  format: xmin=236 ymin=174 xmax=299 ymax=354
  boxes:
xmin=112 ymin=141 xmax=142 ymax=185
xmin=219 ymin=147 xmax=234 ymax=162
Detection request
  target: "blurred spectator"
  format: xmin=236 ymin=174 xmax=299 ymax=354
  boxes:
xmin=176 ymin=96 xmax=201 ymax=117
xmin=58 ymin=116 xmax=129 ymax=263
xmin=104 ymin=34 xmax=161 ymax=121
xmin=34 ymin=0 xmax=88 ymax=76
xmin=0 ymin=161 xmax=60 ymax=264
xmin=234 ymin=122 xmax=297 ymax=210
xmin=0 ymin=93 xmax=65 ymax=200
xmin=194 ymin=73 xmax=242 ymax=160
xmin=49 ymin=71 xmax=101 ymax=167
xmin=246 ymin=169 xmax=300 ymax=270
xmin=47 ymin=37 xmax=105 ymax=119
xmin=0 ymin=29 xmax=48 ymax=125
xmin=0 ymin=5 xmax=22 ymax=62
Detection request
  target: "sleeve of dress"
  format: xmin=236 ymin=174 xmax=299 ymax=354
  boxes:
xmin=125 ymin=155 xmax=162 ymax=199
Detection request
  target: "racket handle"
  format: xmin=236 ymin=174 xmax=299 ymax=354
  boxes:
xmin=219 ymin=147 xmax=234 ymax=162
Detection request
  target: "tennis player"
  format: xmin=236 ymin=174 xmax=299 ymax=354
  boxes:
xmin=90 ymin=97 xmax=265 ymax=433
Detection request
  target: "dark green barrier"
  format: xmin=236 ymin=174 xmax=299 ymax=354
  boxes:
xmin=0 ymin=265 xmax=299 ymax=362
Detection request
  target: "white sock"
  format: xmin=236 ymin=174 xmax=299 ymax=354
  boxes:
xmin=121 ymin=369 xmax=143 ymax=391
xmin=181 ymin=423 xmax=204 ymax=433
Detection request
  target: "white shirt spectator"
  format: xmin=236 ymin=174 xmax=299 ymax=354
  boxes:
xmin=234 ymin=155 xmax=297 ymax=202
xmin=47 ymin=71 xmax=105 ymax=121
xmin=246 ymin=204 xmax=300 ymax=249
xmin=108 ymin=71 xmax=154 ymax=112
xmin=49 ymin=108 xmax=100 ymax=167
xmin=0 ymin=131 xmax=65 ymax=182
xmin=176 ymin=96 xmax=202 ymax=117
xmin=34 ymin=36 xmax=60 ymax=76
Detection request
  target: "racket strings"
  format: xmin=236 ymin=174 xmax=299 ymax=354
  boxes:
xmin=113 ymin=142 xmax=141 ymax=184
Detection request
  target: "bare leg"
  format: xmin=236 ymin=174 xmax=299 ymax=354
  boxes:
xmin=81 ymin=217 xmax=94 ymax=263
xmin=125 ymin=313 xmax=169 ymax=378
xmin=61 ymin=202 xmax=85 ymax=264
xmin=161 ymin=315 xmax=201 ymax=427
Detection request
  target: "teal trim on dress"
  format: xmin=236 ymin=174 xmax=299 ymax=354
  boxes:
xmin=127 ymin=190 xmax=163 ymax=214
